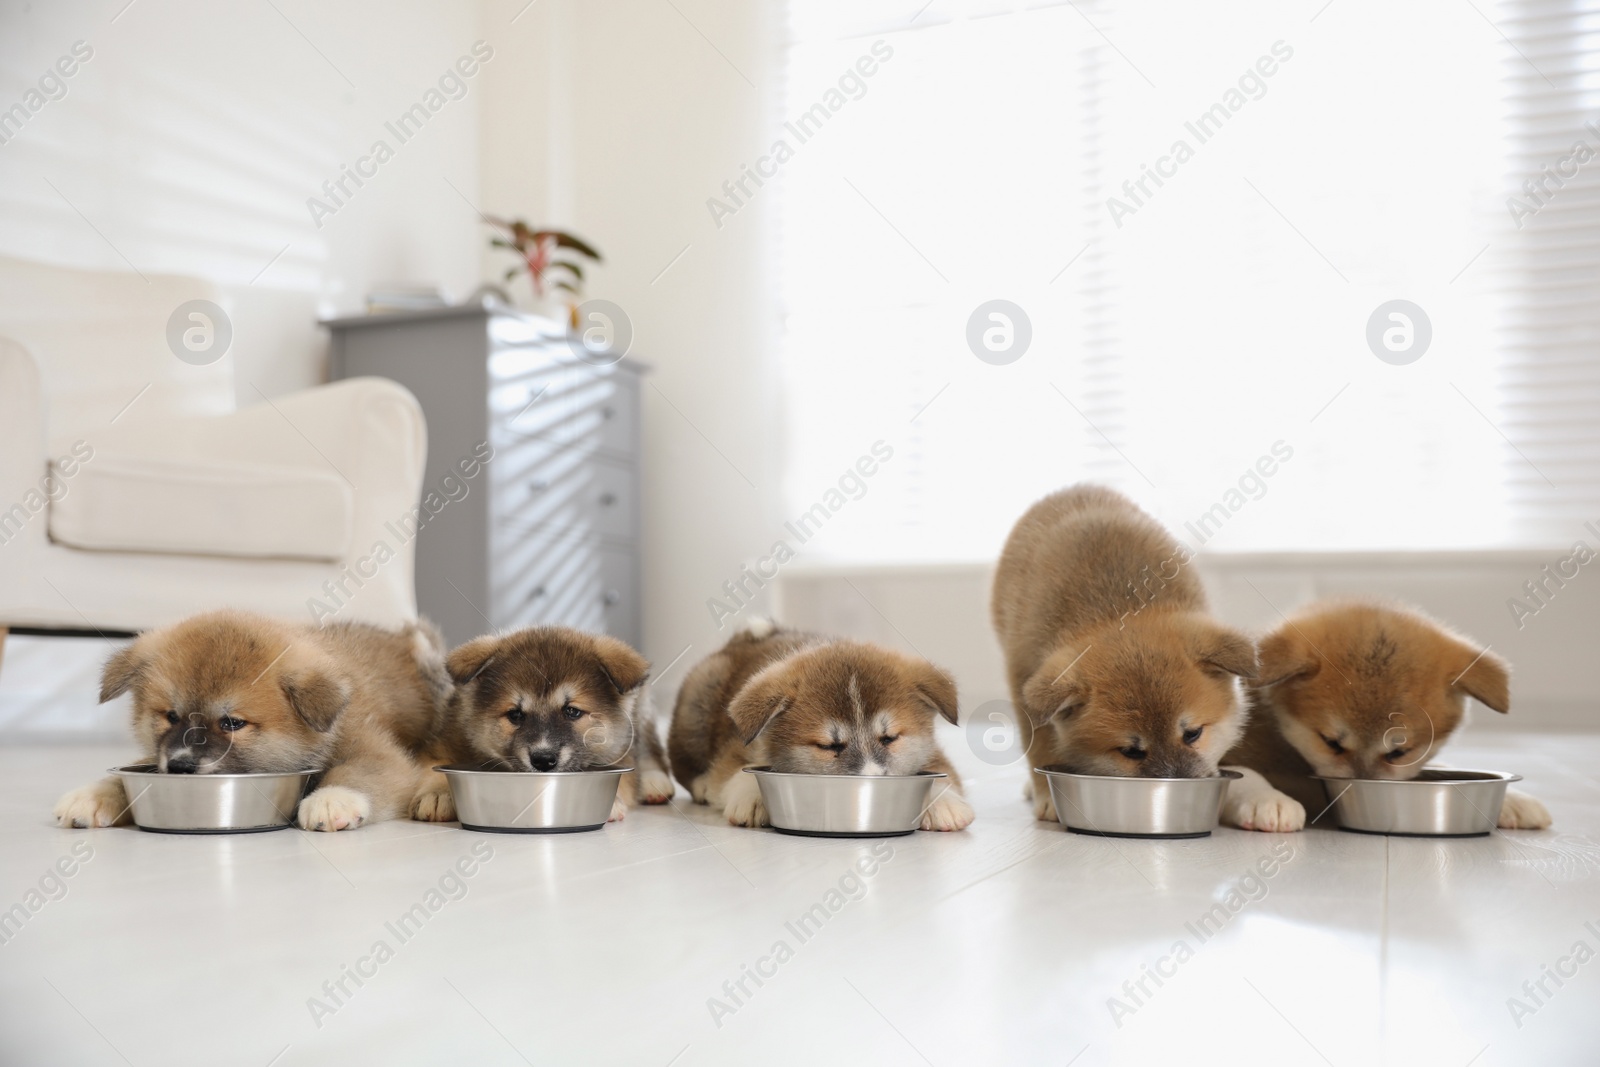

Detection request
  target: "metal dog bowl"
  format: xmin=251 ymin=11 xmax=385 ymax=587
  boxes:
xmin=110 ymin=765 xmax=315 ymax=834
xmin=745 ymin=767 xmax=946 ymax=838
xmin=1038 ymin=766 xmax=1240 ymax=839
xmin=436 ymin=765 xmax=629 ymax=833
xmin=1313 ymin=769 xmax=1520 ymax=837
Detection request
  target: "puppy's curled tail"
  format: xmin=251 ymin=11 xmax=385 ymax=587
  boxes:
xmin=404 ymin=617 xmax=452 ymax=708
xmin=732 ymin=616 xmax=779 ymax=643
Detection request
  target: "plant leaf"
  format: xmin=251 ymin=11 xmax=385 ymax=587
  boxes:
xmin=527 ymin=231 xmax=601 ymax=261
xmin=555 ymin=233 xmax=602 ymax=261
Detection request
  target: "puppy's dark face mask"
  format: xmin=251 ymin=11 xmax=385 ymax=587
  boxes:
xmin=447 ymin=629 xmax=649 ymax=773
xmin=101 ymin=622 xmax=349 ymax=775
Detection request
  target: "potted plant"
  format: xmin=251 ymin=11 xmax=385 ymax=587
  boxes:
xmin=486 ymin=217 xmax=602 ymax=327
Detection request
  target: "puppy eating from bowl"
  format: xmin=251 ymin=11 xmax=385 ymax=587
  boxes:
xmin=667 ymin=619 xmax=973 ymax=831
xmin=419 ymin=626 xmax=665 ymax=824
xmin=53 ymin=610 xmax=453 ymax=832
xmin=1219 ymin=600 xmax=1552 ymax=832
xmin=991 ymin=485 xmax=1258 ymax=821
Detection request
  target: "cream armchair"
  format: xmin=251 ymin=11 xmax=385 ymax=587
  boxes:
xmin=0 ymin=256 xmax=427 ymax=647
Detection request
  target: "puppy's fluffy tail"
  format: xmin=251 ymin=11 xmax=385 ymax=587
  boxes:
xmin=403 ymin=618 xmax=452 ymax=708
xmin=732 ymin=616 xmax=779 ymax=642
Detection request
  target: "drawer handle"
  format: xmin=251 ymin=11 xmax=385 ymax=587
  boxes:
xmin=598 ymin=492 xmax=617 ymax=507
xmin=602 ymin=589 xmax=621 ymax=606
xmin=527 ymin=586 xmax=547 ymax=602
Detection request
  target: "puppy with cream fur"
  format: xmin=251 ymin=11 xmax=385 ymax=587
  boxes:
xmin=1220 ymin=600 xmax=1552 ymax=832
xmin=992 ymin=485 xmax=1258 ymax=820
xmin=667 ymin=619 xmax=973 ymax=831
xmin=54 ymin=611 xmax=453 ymax=832
xmin=417 ymin=626 xmax=669 ymax=824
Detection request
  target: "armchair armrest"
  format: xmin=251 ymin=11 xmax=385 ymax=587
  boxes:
xmin=0 ymin=337 xmax=47 ymax=548
xmin=208 ymin=377 xmax=427 ymax=502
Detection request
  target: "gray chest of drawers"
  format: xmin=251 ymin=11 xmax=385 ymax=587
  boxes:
xmin=324 ymin=305 xmax=644 ymax=649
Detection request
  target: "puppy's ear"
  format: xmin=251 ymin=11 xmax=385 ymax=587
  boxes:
xmin=1451 ymin=645 xmax=1510 ymax=714
xmin=1256 ymin=627 xmax=1320 ymax=688
xmin=1021 ymin=651 xmax=1089 ymax=726
xmin=592 ymin=635 xmax=650 ymax=693
xmin=446 ymin=635 xmax=501 ymax=684
xmin=728 ymin=667 xmax=790 ymax=745
xmin=99 ymin=643 xmax=143 ymax=703
xmin=908 ymin=661 xmax=959 ymax=725
xmin=281 ymin=671 xmax=350 ymax=733
xmin=1191 ymin=622 xmax=1259 ymax=680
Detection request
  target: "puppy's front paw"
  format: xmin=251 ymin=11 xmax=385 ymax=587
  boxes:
xmin=410 ymin=786 xmax=456 ymax=823
xmin=1222 ymin=792 xmax=1305 ymax=833
xmin=725 ymin=793 xmax=768 ymax=828
xmin=1033 ymin=791 xmax=1058 ymax=823
xmin=54 ymin=780 xmax=130 ymax=829
xmin=1498 ymin=788 xmax=1552 ymax=830
xmin=921 ymin=789 xmax=974 ymax=832
xmin=637 ymin=768 xmax=675 ymax=805
xmin=719 ymin=770 xmax=768 ymax=827
xmin=609 ymin=795 xmax=628 ymax=822
xmin=298 ymin=786 xmax=371 ymax=832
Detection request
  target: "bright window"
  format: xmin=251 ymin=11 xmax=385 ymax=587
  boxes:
xmin=777 ymin=1 xmax=1589 ymax=561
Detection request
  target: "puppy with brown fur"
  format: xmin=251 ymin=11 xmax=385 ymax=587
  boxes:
xmin=992 ymin=485 xmax=1258 ymax=820
xmin=1220 ymin=600 xmax=1551 ymax=832
xmin=668 ymin=618 xmax=973 ymax=831
xmin=53 ymin=610 xmax=453 ymax=832
xmin=417 ymin=626 xmax=668 ymax=824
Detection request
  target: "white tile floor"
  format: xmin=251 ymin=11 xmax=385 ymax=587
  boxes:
xmin=1 ymin=733 xmax=1597 ymax=1067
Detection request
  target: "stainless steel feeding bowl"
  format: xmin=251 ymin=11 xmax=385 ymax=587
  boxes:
xmin=1038 ymin=766 xmax=1240 ymax=838
xmin=746 ymin=767 xmax=946 ymax=837
xmin=436 ymin=765 xmax=629 ymax=833
xmin=110 ymin=765 xmax=315 ymax=833
xmin=1314 ymin=768 xmax=1520 ymax=837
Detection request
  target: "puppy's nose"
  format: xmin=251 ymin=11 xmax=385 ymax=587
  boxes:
xmin=528 ymin=750 xmax=558 ymax=772
xmin=167 ymin=755 xmax=198 ymax=774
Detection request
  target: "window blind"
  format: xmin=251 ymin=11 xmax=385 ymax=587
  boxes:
xmin=1495 ymin=0 xmax=1600 ymax=543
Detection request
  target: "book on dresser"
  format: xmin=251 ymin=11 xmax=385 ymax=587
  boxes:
xmin=322 ymin=304 xmax=645 ymax=649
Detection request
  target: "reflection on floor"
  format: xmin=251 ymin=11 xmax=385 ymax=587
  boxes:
xmin=0 ymin=733 xmax=1595 ymax=1066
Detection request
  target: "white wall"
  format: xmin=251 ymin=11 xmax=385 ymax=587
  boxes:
xmin=478 ymin=0 xmax=786 ymax=681
xmin=777 ymin=553 xmax=1600 ymax=734
xmin=0 ymin=0 xmax=486 ymax=402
